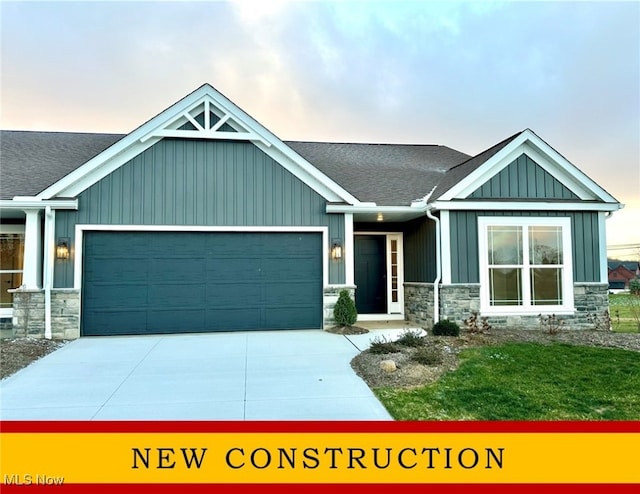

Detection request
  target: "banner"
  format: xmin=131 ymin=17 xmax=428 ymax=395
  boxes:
xmin=1 ymin=421 xmax=638 ymax=491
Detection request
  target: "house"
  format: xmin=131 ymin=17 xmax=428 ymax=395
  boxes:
xmin=0 ymin=84 xmax=623 ymax=339
xmin=607 ymin=261 xmax=640 ymax=290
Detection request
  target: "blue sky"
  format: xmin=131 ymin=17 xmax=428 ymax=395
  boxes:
xmin=1 ymin=0 xmax=639 ymax=257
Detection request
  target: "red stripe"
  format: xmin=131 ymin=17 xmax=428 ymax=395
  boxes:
xmin=1 ymin=420 xmax=639 ymax=433
xmin=1 ymin=484 xmax=638 ymax=493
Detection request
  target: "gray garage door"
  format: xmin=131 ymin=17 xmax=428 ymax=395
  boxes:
xmin=82 ymin=231 xmax=322 ymax=336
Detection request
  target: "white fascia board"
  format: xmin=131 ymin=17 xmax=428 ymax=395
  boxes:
xmin=431 ymin=200 xmax=623 ymax=212
xmin=36 ymin=84 xmax=359 ymax=205
xmin=326 ymin=205 xmax=422 ymax=214
xmin=437 ymin=129 xmax=620 ymax=204
xmin=0 ymin=198 xmax=78 ymax=210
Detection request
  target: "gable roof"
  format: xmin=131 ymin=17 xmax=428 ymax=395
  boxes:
xmin=0 ymin=84 xmax=622 ymax=211
xmin=286 ymin=141 xmax=470 ymax=206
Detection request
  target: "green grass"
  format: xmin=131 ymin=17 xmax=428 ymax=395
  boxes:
xmin=610 ymin=293 xmax=640 ymax=333
xmin=375 ymin=342 xmax=640 ymax=421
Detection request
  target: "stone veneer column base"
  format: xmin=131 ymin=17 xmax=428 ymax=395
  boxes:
xmin=404 ymin=283 xmax=435 ymax=329
xmin=10 ymin=289 xmax=80 ymax=339
xmin=438 ymin=283 xmax=611 ymax=331
xmin=323 ymin=285 xmax=356 ymax=329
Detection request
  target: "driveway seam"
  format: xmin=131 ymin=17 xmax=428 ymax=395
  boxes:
xmin=89 ymin=337 xmax=164 ymax=420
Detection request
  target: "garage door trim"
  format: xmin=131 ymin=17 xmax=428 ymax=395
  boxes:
xmin=74 ymin=224 xmax=329 ymax=333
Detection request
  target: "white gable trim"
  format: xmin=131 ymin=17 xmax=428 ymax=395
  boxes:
xmin=36 ymin=84 xmax=361 ymax=205
xmin=437 ymin=129 xmax=619 ymax=204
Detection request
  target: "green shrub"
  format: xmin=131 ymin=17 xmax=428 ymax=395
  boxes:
xmin=333 ymin=289 xmax=357 ymax=326
xmin=432 ymin=319 xmax=460 ymax=337
xmin=411 ymin=346 xmax=443 ymax=365
xmin=630 ymin=278 xmax=640 ymax=296
xmin=368 ymin=335 xmax=402 ymax=354
xmin=396 ymin=329 xmax=425 ymax=347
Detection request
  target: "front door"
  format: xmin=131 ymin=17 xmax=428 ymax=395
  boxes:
xmin=354 ymin=235 xmax=387 ymax=314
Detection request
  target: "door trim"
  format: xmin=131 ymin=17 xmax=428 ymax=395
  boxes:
xmin=353 ymin=231 xmax=404 ymax=318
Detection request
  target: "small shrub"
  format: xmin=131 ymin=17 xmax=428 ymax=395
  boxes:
xmin=396 ymin=329 xmax=425 ymax=347
xmin=334 ymin=289 xmax=357 ymax=327
xmin=463 ymin=312 xmax=492 ymax=334
xmin=538 ymin=314 xmax=564 ymax=334
xmin=587 ymin=310 xmax=612 ymax=331
xmin=432 ymin=319 xmax=460 ymax=337
xmin=411 ymin=346 xmax=443 ymax=366
xmin=368 ymin=335 xmax=402 ymax=354
xmin=630 ymin=278 xmax=640 ymax=295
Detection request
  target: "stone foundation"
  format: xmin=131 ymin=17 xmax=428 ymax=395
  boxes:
xmin=323 ymin=285 xmax=356 ymax=329
xmin=404 ymin=283 xmax=435 ymax=328
xmin=438 ymin=283 xmax=611 ymax=331
xmin=11 ymin=289 xmax=80 ymax=339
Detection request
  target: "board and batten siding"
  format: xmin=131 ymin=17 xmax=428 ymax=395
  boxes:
xmin=403 ymin=217 xmax=437 ymax=283
xmin=469 ymin=154 xmax=579 ymax=200
xmin=54 ymin=138 xmax=345 ymax=287
xmin=449 ymin=211 xmax=600 ymax=284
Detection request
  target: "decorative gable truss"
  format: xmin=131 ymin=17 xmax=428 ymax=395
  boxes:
xmin=139 ymin=96 xmax=273 ymax=146
xmin=36 ymin=84 xmax=360 ymax=205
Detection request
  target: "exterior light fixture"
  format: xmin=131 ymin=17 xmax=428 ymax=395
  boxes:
xmin=377 ymin=212 xmax=384 ymax=222
xmin=331 ymin=239 xmax=343 ymax=260
xmin=56 ymin=238 xmax=70 ymax=260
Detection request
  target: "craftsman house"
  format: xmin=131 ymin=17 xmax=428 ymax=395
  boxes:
xmin=0 ymin=84 xmax=622 ymax=338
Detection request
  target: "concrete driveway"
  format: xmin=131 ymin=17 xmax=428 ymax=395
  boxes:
xmin=0 ymin=328 xmax=409 ymax=421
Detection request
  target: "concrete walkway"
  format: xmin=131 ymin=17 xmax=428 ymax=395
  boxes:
xmin=0 ymin=328 xmax=413 ymax=421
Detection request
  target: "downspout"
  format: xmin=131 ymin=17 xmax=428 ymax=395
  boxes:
xmin=43 ymin=206 xmax=53 ymax=339
xmin=425 ymin=206 xmax=441 ymax=325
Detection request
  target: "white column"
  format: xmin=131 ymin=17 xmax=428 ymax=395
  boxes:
xmin=440 ymin=210 xmax=452 ymax=285
xmin=22 ymin=209 xmax=42 ymax=289
xmin=344 ymin=213 xmax=354 ymax=286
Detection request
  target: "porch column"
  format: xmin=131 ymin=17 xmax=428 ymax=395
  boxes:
xmin=22 ymin=209 xmax=42 ymax=289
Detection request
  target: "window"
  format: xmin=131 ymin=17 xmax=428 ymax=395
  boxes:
xmin=478 ymin=217 xmax=573 ymax=314
xmin=0 ymin=227 xmax=25 ymax=313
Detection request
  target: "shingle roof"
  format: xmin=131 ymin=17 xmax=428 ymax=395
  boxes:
xmin=0 ymin=131 xmax=125 ymax=200
xmin=3 ymin=130 xmax=523 ymax=206
xmin=286 ymin=141 xmax=470 ymax=205
xmin=430 ymin=131 xmax=523 ymax=200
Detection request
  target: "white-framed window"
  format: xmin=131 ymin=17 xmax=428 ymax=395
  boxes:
xmin=0 ymin=225 xmax=25 ymax=315
xmin=478 ymin=217 xmax=574 ymax=314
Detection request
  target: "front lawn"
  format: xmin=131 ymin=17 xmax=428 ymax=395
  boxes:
xmin=610 ymin=293 xmax=640 ymax=333
xmin=375 ymin=342 xmax=640 ymax=420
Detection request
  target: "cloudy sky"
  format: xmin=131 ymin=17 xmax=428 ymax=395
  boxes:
xmin=1 ymin=0 xmax=639 ymax=258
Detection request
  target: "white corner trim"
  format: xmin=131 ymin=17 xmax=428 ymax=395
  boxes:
xmin=440 ymin=210 xmax=452 ymax=284
xmin=598 ymin=212 xmax=608 ymax=284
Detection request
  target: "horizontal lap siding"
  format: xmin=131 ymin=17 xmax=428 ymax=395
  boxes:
xmin=54 ymin=139 xmax=345 ymax=287
xmin=450 ymin=211 xmax=600 ymax=283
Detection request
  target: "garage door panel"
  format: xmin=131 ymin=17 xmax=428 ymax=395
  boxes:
xmin=84 ymin=259 xmax=149 ymax=283
xmin=83 ymin=310 xmax=148 ymax=336
xmin=148 ymin=284 xmax=206 ymax=307
xmin=207 ymin=258 xmax=262 ymax=281
xmin=205 ymin=308 xmax=263 ymax=330
xmin=82 ymin=231 xmax=322 ymax=335
xmin=147 ymin=309 xmax=206 ymax=332
xmin=148 ymin=259 xmax=207 ymax=282
xmin=83 ymin=283 xmax=148 ymax=307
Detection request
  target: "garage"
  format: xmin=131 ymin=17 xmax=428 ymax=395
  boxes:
xmin=81 ymin=231 xmax=323 ymax=336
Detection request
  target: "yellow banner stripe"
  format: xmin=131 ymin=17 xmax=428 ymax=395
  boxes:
xmin=1 ymin=432 xmax=638 ymax=484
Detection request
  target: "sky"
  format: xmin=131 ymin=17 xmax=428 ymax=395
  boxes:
xmin=1 ymin=0 xmax=639 ymax=259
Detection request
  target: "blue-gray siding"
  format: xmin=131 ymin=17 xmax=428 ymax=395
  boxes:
xmin=54 ymin=139 xmax=344 ymax=287
xmin=403 ymin=217 xmax=437 ymax=282
xmin=449 ymin=211 xmax=601 ymax=283
xmin=469 ymin=154 xmax=579 ymax=200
